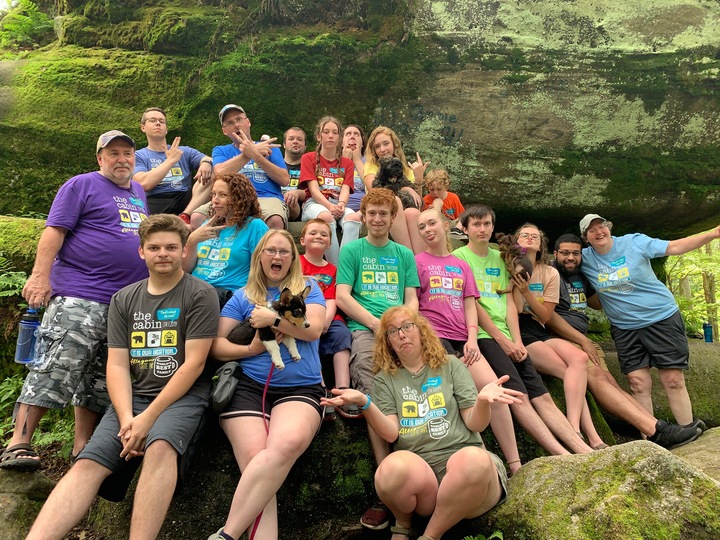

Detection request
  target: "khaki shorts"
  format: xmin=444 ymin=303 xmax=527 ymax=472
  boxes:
xmin=259 ymin=197 xmax=289 ymax=227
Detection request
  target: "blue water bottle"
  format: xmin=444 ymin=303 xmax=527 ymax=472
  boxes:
xmin=14 ymin=308 xmax=40 ymax=365
xmin=703 ymin=322 xmax=713 ymax=343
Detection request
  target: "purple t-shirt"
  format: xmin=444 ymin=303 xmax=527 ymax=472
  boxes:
xmin=416 ymin=252 xmax=480 ymax=341
xmin=46 ymin=171 xmax=149 ymax=304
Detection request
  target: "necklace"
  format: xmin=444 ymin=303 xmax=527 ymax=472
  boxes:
xmin=405 ymin=363 xmax=427 ymax=378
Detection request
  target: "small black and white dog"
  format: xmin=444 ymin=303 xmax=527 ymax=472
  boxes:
xmin=226 ymin=286 xmax=311 ymax=370
xmin=372 ymin=157 xmax=419 ymax=210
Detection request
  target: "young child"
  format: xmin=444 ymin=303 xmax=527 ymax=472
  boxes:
xmin=423 ymin=168 xmax=467 ymax=240
xmin=299 ymin=218 xmax=361 ymax=419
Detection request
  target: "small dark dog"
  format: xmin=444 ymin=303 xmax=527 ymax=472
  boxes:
xmin=227 ymin=286 xmax=311 ymax=370
xmin=372 ymin=157 xmax=419 ymax=210
xmin=494 ymin=233 xmax=533 ymax=294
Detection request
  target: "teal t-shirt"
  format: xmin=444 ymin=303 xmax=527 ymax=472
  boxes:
xmin=452 ymin=246 xmax=511 ymax=340
xmin=336 ymin=238 xmax=419 ymax=331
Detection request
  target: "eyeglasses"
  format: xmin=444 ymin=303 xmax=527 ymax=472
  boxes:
xmin=586 ymin=222 xmax=609 ymax=235
xmin=386 ymin=322 xmax=417 ymax=338
xmin=144 ymin=118 xmax=166 ymax=125
xmin=518 ymin=232 xmax=541 ymax=240
xmin=262 ymin=248 xmax=293 ymax=258
xmin=557 ymin=250 xmax=581 ymax=257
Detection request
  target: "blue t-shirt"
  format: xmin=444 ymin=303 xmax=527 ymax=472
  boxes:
xmin=134 ymin=146 xmax=205 ymax=196
xmin=220 ymin=281 xmax=325 ymax=387
xmin=580 ymin=234 xmax=676 ymax=329
xmin=212 ymin=143 xmax=286 ymax=201
xmin=191 ymin=218 xmax=269 ymax=290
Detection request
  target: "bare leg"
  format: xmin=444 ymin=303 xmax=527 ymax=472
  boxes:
xmin=181 ymin=180 xmax=212 ymax=215
xmin=587 ymin=365 xmax=657 ymax=436
xmin=578 ymin=400 xmax=606 ymax=449
xmin=72 ymin=406 xmax=99 ymax=456
xmin=374 ymin=451 xmax=438 ymax=540
xmin=467 ymin=361 xmax=521 ymax=474
xmin=266 ymin=215 xmax=285 ymax=230
xmin=657 ymin=368 xmax=693 ymax=425
xmin=220 ymin=402 xmax=320 ymax=539
xmin=6 ymin=403 xmax=48 ymax=459
xmin=527 ymin=340 xmax=588 ymax=433
xmin=389 ymin=204 xmax=414 ymax=252
xmin=509 ymin=394 xmax=570 ymax=455
xmin=129 ymin=440 xmax=178 ymax=540
xmin=424 ymin=448 xmax=503 ymax=539
xmin=333 ymin=349 xmax=351 ymax=389
xmin=531 ymin=394 xmax=593 ymax=454
xmin=626 ymin=367 xmax=654 ymax=416
xmin=369 ymin=424 xmax=391 ymax=465
xmin=403 ymin=208 xmax=424 ymax=254
xmin=27 ymin=458 xmax=110 ymax=540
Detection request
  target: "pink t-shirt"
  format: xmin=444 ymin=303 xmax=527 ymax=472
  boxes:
xmin=415 ymin=252 xmax=479 ymax=340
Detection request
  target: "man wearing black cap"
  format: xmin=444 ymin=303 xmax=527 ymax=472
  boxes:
xmin=212 ymin=104 xmax=290 ymax=229
xmin=578 ymin=213 xmax=719 ymax=431
xmin=0 ymin=131 xmax=149 ymax=473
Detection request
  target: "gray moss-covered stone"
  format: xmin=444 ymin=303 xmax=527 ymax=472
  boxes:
xmin=672 ymin=427 xmax=720 ymax=483
xmin=0 ymin=470 xmax=55 ymax=540
xmin=486 ymin=440 xmax=720 ymax=539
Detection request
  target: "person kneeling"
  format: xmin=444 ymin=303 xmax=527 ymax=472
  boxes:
xmin=323 ymin=307 xmax=521 ymax=540
xmin=26 ymin=214 xmax=219 ymax=540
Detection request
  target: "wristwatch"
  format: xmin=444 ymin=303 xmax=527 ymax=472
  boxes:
xmin=272 ymin=316 xmax=282 ymax=329
xmin=200 ymin=157 xmax=213 ymax=165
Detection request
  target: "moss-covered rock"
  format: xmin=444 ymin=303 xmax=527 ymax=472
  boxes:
xmin=487 ymin=440 xmax=720 ymax=539
xmin=0 ymin=470 xmax=55 ymax=540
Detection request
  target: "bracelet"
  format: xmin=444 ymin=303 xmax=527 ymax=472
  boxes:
xmin=507 ymin=459 xmax=521 ymax=465
xmin=361 ymin=394 xmax=372 ymax=411
xmin=467 ymin=325 xmax=478 ymax=332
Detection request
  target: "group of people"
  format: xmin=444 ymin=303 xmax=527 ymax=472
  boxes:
xmin=1 ymin=104 xmax=717 ymax=540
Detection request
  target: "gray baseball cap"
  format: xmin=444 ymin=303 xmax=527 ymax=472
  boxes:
xmin=219 ymin=104 xmax=246 ymax=125
xmin=579 ymin=214 xmax=606 ymax=236
xmin=96 ymin=130 xmax=135 ymax=153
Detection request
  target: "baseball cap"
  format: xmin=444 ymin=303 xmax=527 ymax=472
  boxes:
xmin=96 ymin=130 xmax=135 ymax=153
xmin=579 ymin=214 xmax=607 ymax=236
xmin=219 ymin=104 xmax=246 ymax=125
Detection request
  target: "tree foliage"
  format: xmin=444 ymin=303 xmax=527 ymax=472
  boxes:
xmin=0 ymin=0 xmax=54 ymax=50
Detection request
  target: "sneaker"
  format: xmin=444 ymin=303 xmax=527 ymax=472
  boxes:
xmin=648 ymin=419 xmax=702 ymax=450
xmin=360 ymin=501 xmax=390 ymax=530
xmin=335 ymin=402 xmax=363 ymax=419
xmin=683 ymin=419 xmax=707 ymax=432
xmin=323 ymin=405 xmax=337 ymax=422
xmin=449 ymin=229 xmax=468 ymax=240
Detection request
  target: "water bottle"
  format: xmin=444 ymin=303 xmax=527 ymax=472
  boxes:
xmin=702 ymin=322 xmax=713 ymax=343
xmin=14 ymin=308 xmax=40 ymax=365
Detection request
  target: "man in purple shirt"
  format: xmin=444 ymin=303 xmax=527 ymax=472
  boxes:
xmin=0 ymin=131 xmax=149 ymax=472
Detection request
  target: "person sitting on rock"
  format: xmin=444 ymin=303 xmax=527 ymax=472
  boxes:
xmin=322 ymin=307 xmax=522 ymax=540
xmin=579 ymin=213 xmax=717 ymax=430
xmin=25 ymin=214 xmax=219 ymax=540
xmin=548 ymin=232 xmax=704 ymax=448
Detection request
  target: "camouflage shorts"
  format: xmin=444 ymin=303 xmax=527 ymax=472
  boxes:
xmin=17 ymin=296 xmax=110 ymax=413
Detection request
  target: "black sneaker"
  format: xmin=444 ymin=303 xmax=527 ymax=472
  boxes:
xmin=648 ymin=420 xmax=701 ymax=450
xmin=683 ymin=419 xmax=707 ymax=432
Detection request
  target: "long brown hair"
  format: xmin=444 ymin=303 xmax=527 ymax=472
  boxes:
xmin=513 ymin=222 xmax=550 ymax=264
xmin=373 ymin=307 xmax=449 ymax=375
xmin=208 ymin=173 xmax=262 ymax=228
xmin=313 ymin=116 xmax=343 ymax=177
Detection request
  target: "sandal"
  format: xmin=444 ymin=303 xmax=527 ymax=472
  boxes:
xmin=390 ymin=524 xmax=416 ymax=539
xmin=593 ymin=443 xmax=609 ymax=450
xmin=360 ymin=501 xmax=390 ymax=530
xmin=0 ymin=443 xmax=41 ymax=472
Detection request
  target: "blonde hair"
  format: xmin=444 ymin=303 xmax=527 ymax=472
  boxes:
xmin=244 ymin=230 xmax=307 ymax=304
xmin=373 ymin=307 xmax=449 ymax=375
xmin=425 ymin=169 xmax=451 ymax=190
xmin=365 ymin=126 xmax=413 ymax=180
xmin=418 ymin=208 xmax=452 ymax=253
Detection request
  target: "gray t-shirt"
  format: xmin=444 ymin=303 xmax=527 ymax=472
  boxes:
xmin=373 ymin=355 xmax=484 ymax=474
xmin=108 ymin=273 xmax=219 ymax=399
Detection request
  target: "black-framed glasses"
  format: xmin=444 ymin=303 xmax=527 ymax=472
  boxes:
xmin=386 ymin=322 xmax=417 ymax=338
xmin=557 ymin=250 xmax=581 ymax=257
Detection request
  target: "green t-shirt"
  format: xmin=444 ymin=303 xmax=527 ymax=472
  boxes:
xmin=452 ymin=246 xmax=511 ymax=340
xmin=373 ymin=355 xmax=484 ymax=474
xmin=336 ymin=238 xmax=420 ymax=332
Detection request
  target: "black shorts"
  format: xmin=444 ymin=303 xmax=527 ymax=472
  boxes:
xmin=518 ymin=314 xmax=550 ymax=346
xmin=147 ymin=190 xmax=193 ymax=216
xmin=219 ymin=372 xmax=325 ymax=420
xmin=478 ymin=339 xmax=548 ymax=399
xmin=440 ymin=338 xmax=465 ymax=357
xmin=611 ymin=310 xmax=689 ymax=374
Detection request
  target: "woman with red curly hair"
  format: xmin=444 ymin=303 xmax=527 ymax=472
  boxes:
xmin=323 ymin=307 xmax=521 ymax=540
xmin=183 ymin=173 xmax=268 ymax=305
